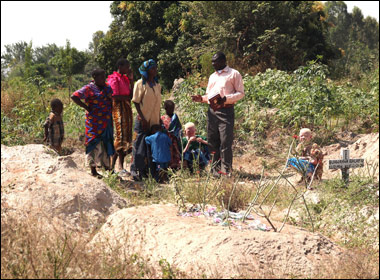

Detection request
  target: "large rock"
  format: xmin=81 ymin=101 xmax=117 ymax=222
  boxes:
xmin=91 ymin=204 xmax=343 ymax=278
xmin=1 ymin=144 xmax=127 ymax=232
xmin=171 ymin=78 xmax=185 ymax=94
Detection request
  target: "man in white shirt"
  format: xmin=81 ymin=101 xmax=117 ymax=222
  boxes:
xmin=191 ymin=52 xmax=245 ymax=176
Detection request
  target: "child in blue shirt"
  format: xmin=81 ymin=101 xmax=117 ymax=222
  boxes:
xmin=145 ymin=124 xmax=172 ymax=182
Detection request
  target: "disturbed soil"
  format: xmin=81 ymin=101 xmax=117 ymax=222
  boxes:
xmin=1 ymin=132 xmax=378 ymax=278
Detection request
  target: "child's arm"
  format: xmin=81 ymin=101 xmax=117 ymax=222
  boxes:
xmin=299 ymin=156 xmax=311 ymax=160
xmin=183 ymin=137 xmax=195 ymax=153
xmin=60 ymin=119 xmax=65 ymax=142
xmin=43 ymin=121 xmax=49 ymax=142
xmin=196 ymin=137 xmax=208 ymax=146
xmin=183 ymin=141 xmax=191 ymax=153
xmin=43 ymin=114 xmax=54 ymax=142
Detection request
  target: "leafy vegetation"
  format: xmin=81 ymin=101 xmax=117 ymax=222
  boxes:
xmin=1 ymin=1 xmax=379 ymax=279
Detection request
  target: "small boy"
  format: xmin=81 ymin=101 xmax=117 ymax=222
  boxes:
xmin=161 ymin=100 xmax=182 ymax=169
xmin=287 ymin=128 xmax=324 ymax=182
xmin=44 ymin=98 xmax=64 ymax=154
xmin=182 ymin=122 xmax=210 ymax=172
xmin=145 ymin=124 xmax=172 ymax=182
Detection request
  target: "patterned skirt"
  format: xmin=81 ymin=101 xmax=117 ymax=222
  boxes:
xmin=112 ymin=99 xmax=133 ymax=153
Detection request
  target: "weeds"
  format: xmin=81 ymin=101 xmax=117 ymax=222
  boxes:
xmin=0 ymin=211 xmax=183 ymax=279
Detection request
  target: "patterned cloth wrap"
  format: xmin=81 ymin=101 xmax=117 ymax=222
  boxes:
xmin=161 ymin=113 xmax=182 ymax=169
xmin=108 ymin=71 xmax=133 ymax=153
xmin=112 ymin=99 xmax=133 ymax=152
xmin=139 ymin=59 xmax=158 ymax=85
xmin=72 ymin=81 xmax=115 ymax=156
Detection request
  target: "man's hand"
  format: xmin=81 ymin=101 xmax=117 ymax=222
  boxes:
xmin=191 ymin=95 xmax=202 ymax=102
xmin=217 ymin=96 xmax=227 ymax=106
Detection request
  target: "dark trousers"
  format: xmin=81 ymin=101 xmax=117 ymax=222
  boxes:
xmin=130 ymin=118 xmax=148 ymax=178
xmin=207 ymin=106 xmax=234 ymax=174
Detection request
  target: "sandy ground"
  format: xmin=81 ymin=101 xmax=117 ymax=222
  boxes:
xmin=1 ymin=132 xmax=378 ymax=278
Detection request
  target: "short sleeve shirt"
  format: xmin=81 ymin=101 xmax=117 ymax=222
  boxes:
xmin=132 ymin=79 xmax=162 ymax=127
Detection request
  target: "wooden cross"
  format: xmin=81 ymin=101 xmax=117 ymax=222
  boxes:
xmin=328 ymin=148 xmax=364 ymax=184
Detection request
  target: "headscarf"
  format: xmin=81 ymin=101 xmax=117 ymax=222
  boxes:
xmin=139 ymin=59 xmax=158 ymax=85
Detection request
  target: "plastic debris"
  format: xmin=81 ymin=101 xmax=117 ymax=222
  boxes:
xmin=178 ymin=205 xmax=271 ymax=231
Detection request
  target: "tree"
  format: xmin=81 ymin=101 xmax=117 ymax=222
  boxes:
xmin=1 ymin=41 xmax=28 ymax=79
xmin=96 ymin=1 xmax=196 ymax=89
xmin=182 ymin=1 xmax=338 ymax=73
xmin=1 ymin=41 xmax=28 ymax=68
xmin=324 ymin=1 xmax=379 ymax=78
xmin=50 ymin=40 xmax=88 ymax=96
xmin=88 ymin=31 xmax=105 ymax=57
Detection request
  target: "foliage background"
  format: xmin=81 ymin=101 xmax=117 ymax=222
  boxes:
xmin=1 ymin=1 xmax=379 ymax=146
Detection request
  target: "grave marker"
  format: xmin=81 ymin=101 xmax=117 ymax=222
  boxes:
xmin=328 ymin=148 xmax=364 ymax=183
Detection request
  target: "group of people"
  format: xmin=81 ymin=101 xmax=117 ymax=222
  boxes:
xmin=44 ymin=51 xmax=324 ymax=183
xmin=44 ymin=52 xmax=247 ymax=182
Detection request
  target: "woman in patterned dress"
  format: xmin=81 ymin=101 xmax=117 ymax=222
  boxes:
xmin=71 ymin=69 xmax=115 ymax=178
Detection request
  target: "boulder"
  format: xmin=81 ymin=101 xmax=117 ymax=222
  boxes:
xmin=1 ymin=144 xmax=127 ymax=232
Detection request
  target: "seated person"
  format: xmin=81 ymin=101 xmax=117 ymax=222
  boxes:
xmin=145 ymin=124 xmax=172 ymax=182
xmin=182 ymin=122 xmax=210 ymax=172
xmin=287 ymin=128 xmax=324 ymax=182
xmin=161 ymin=100 xmax=182 ymax=169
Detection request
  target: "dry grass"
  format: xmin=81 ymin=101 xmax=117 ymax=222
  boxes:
xmin=1 ymin=87 xmax=22 ymax=116
xmin=314 ymin=249 xmax=379 ymax=279
xmin=2 ymin=201 xmax=379 ymax=279
xmin=0 ymin=211 xmax=163 ymax=279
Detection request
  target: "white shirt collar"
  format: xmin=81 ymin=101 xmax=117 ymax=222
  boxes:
xmin=217 ymin=66 xmax=229 ymax=74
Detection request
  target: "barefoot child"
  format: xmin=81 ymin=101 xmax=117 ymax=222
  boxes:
xmin=182 ymin=122 xmax=210 ymax=172
xmin=44 ymin=98 xmax=64 ymax=154
xmin=287 ymin=128 xmax=324 ymax=182
xmin=161 ymin=100 xmax=182 ymax=169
